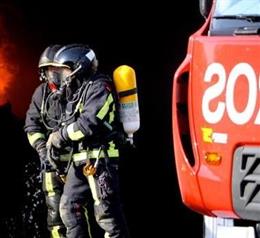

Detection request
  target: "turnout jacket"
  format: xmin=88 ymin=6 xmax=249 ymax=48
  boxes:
xmin=24 ymin=82 xmax=64 ymax=147
xmin=25 ymin=73 xmax=120 ymax=153
xmin=60 ymin=73 xmax=120 ymax=151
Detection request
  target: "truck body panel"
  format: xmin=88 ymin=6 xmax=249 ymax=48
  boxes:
xmin=173 ymin=0 xmax=260 ymax=221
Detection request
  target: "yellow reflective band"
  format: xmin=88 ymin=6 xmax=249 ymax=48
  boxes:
xmin=27 ymin=132 xmax=45 ymax=146
xmin=108 ymin=149 xmax=119 ymax=157
xmin=73 ymin=152 xmax=88 ymax=161
xmin=51 ymin=225 xmax=62 ymax=238
xmin=109 ymin=104 xmax=115 ymax=123
xmin=60 ymin=153 xmax=72 ymax=162
xmin=73 ymin=148 xmax=119 ymax=162
xmin=67 ymin=123 xmax=85 ymax=141
xmin=96 ymin=94 xmax=113 ymax=120
xmin=79 ymin=102 xmax=84 ymax=113
xmin=108 ymin=141 xmax=119 ymax=157
xmin=45 ymin=172 xmax=55 ymax=197
xmin=108 ymin=141 xmax=117 ymax=152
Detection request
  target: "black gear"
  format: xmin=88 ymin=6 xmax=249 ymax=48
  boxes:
xmin=52 ymin=44 xmax=98 ymax=80
xmin=38 ymin=44 xmax=62 ymax=82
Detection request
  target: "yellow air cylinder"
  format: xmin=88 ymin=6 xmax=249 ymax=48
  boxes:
xmin=113 ymin=65 xmax=140 ymax=144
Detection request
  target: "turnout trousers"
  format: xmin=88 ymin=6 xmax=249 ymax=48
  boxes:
xmin=42 ymin=171 xmax=66 ymax=238
xmin=59 ymin=159 xmax=129 ymax=238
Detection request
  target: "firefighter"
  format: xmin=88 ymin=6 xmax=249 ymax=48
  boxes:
xmin=45 ymin=43 xmax=129 ymax=238
xmin=24 ymin=44 xmax=68 ymax=238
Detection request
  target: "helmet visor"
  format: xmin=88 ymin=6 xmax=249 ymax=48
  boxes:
xmin=46 ymin=66 xmax=72 ymax=87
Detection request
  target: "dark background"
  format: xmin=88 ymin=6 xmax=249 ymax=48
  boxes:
xmin=0 ymin=1 xmax=204 ymax=237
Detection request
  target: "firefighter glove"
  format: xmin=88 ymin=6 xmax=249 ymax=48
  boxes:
xmin=47 ymin=130 xmax=66 ymax=149
xmin=39 ymin=147 xmax=54 ymax=171
xmin=35 ymin=139 xmax=53 ymax=171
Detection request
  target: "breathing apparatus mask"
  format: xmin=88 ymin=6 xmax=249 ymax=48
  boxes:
xmin=45 ymin=66 xmax=72 ymax=96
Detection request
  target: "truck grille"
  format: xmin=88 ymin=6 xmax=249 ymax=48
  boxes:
xmin=233 ymin=146 xmax=260 ymax=221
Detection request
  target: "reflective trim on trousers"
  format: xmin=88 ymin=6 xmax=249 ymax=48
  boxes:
xmin=87 ymin=175 xmax=101 ymax=206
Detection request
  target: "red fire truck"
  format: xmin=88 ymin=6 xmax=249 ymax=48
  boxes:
xmin=173 ymin=0 xmax=260 ymax=237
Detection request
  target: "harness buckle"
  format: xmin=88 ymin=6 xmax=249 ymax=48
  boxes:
xmin=82 ymin=147 xmax=102 ymax=176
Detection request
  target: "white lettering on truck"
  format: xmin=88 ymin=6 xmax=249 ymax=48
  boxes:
xmin=202 ymin=62 xmax=259 ymax=125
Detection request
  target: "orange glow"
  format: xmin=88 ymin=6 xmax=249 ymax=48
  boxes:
xmin=0 ymin=15 xmax=16 ymax=107
xmin=0 ymin=45 xmax=13 ymax=105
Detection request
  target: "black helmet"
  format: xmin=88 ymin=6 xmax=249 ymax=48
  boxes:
xmin=52 ymin=43 xmax=98 ymax=79
xmin=38 ymin=44 xmax=62 ymax=81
